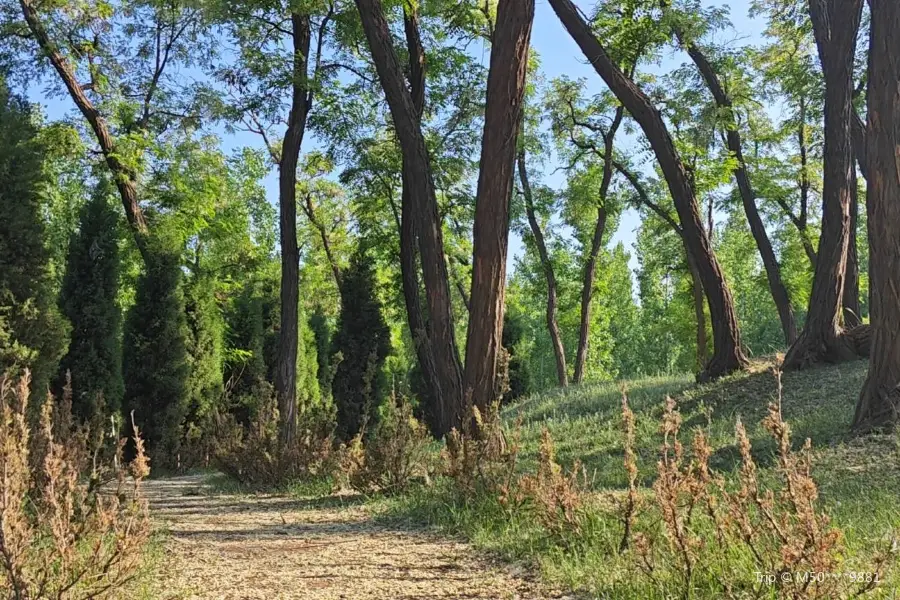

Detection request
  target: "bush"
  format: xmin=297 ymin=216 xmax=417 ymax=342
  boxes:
xmin=214 ymin=386 xmax=338 ymax=488
xmin=346 ymin=395 xmax=435 ymax=494
xmin=0 ymin=370 xmax=150 ymax=599
xmin=622 ymin=370 xmax=895 ymax=599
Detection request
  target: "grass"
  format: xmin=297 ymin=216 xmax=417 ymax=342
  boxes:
xmin=375 ymin=358 xmax=900 ymax=598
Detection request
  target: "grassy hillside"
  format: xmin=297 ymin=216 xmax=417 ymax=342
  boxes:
xmin=379 ymin=358 xmax=900 ymax=598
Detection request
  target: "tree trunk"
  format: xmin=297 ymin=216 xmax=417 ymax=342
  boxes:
xmin=517 ymin=151 xmax=568 ymax=388
xmin=395 ymin=3 xmax=445 ymax=435
xmin=19 ymin=0 xmax=151 ymax=262
xmin=356 ymin=0 xmax=465 ymax=435
xmin=844 ymin=165 xmax=862 ymax=327
xmin=853 ymin=0 xmax=900 ymax=430
xmin=783 ymin=0 xmax=864 ymax=369
xmin=463 ymin=0 xmax=534 ymax=413
xmin=687 ymin=251 xmax=709 ymax=370
xmin=573 ymin=106 xmax=624 ymax=384
xmin=275 ymin=13 xmax=312 ymax=446
xmin=797 ymin=100 xmax=818 ymax=269
xmin=548 ymin=0 xmax=748 ymax=380
xmin=684 ymin=42 xmax=798 ymax=346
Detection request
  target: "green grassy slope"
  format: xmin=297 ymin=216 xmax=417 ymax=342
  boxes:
xmin=380 ymin=358 xmax=900 ymax=598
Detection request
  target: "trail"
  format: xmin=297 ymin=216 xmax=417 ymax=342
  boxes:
xmin=145 ymin=475 xmax=562 ymax=600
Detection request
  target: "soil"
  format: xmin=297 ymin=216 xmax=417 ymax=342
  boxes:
xmin=144 ymin=475 xmax=566 ymax=600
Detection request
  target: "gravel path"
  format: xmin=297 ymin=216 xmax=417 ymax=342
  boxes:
xmin=145 ymin=475 xmax=563 ymax=600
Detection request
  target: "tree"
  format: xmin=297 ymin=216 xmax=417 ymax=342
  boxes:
xmin=516 ymin=149 xmax=568 ymax=387
xmin=355 ymin=0 xmax=465 ymax=435
xmin=548 ymin=0 xmax=749 ymax=380
xmin=356 ymin=0 xmax=535 ymax=429
xmin=206 ymin=0 xmax=337 ymax=444
xmin=330 ymin=247 xmax=391 ymax=441
xmin=0 ymin=80 xmax=68 ymax=399
xmin=665 ymin=4 xmax=798 ymax=345
xmin=183 ymin=272 xmax=225 ymax=442
xmin=17 ymin=0 xmax=205 ymax=263
xmin=56 ymin=181 xmax=124 ymax=423
xmin=123 ymin=247 xmax=190 ymax=466
xmin=783 ymin=0 xmax=865 ymax=369
xmin=853 ymin=0 xmax=900 ymax=430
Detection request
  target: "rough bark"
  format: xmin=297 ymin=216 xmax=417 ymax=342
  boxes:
xmin=275 ymin=13 xmax=312 ymax=445
xmin=19 ymin=0 xmax=151 ymax=262
xmin=396 ymin=3 xmax=444 ymax=434
xmin=783 ymin=0 xmax=864 ymax=369
xmin=854 ymin=0 xmax=900 ymax=430
xmin=463 ymin=0 xmax=534 ymax=413
xmin=517 ymin=151 xmax=568 ymax=388
xmin=684 ymin=41 xmax=798 ymax=346
xmin=357 ymin=0 xmax=465 ymax=434
xmin=548 ymin=0 xmax=748 ymax=380
xmin=573 ymin=106 xmax=624 ymax=384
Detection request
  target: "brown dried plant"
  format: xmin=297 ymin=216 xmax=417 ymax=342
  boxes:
xmin=0 ymin=370 xmax=151 ymax=600
xmin=513 ymin=428 xmax=587 ymax=540
xmin=444 ymin=401 xmax=520 ymax=498
xmin=624 ymin=371 xmax=894 ymax=599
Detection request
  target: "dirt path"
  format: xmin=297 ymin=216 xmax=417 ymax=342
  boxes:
xmin=145 ymin=475 xmax=564 ymax=600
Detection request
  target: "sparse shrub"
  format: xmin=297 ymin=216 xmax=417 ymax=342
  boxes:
xmin=346 ymin=395 xmax=435 ymax=494
xmin=214 ymin=387 xmax=338 ymax=488
xmin=511 ymin=428 xmax=588 ymax=541
xmin=0 ymin=371 xmax=150 ymax=599
xmin=443 ymin=402 xmax=520 ymax=497
xmin=623 ymin=370 xmax=895 ymax=599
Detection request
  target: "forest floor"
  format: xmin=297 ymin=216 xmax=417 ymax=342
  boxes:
xmin=142 ymin=474 xmax=564 ymax=600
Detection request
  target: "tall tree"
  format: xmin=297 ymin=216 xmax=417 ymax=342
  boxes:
xmin=548 ymin=0 xmax=748 ymax=380
xmin=0 ymin=80 xmax=68 ymax=397
xmin=516 ymin=150 xmax=568 ymax=387
xmin=666 ymin=9 xmax=799 ymax=345
xmin=783 ymin=0 xmax=865 ymax=368
xmin=461 ymin=0 xmax=535 ymax=413
xmin=213 ymin=1 xmax=335 ymax=444
xmin=355 ymin=0 xmax=465 ymax=435
xmin=56 ymin=181 xmax=123 ymax=423
xmin=853 ymin=0 xmax=900 ymax=430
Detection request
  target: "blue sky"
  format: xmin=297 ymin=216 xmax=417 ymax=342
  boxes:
xmin=28 ymin=0 xmax=768 ymax=278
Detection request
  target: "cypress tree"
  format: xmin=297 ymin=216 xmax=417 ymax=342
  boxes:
xmin=123 ymin=246 xmax=190 ymax=466
xmin=56 ymin=180 xmax=123 ymax=422
xmin=184 ymin=272 xmax=225 ymax=436
xmin=0 ymin=80 xmax=67 ymax=397
xmin=330 ymin=247 xmax=391 ymax=440
xmin=308 ymin=305 xmax=332 ymax=401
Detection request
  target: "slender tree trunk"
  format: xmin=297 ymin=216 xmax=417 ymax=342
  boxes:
xmin=517 ymin=151 xmax=568 ymax=388
xmin=395 ymin=3 xmax=445 ymax=434
xmin=854 ymin=0 xmax=900 ymax=430
xmin=684 ymin=42 xmax=798 ymax=345
xmin=357 ymin=0 xmax=465 ymax=434
xmin=275 ymin=14 xmax=312 ymax=445
xmin=463 ymin=0 xmax=535 ymax=413
xmin=548 ymin=0 xmax=748 ymax=380
xmin=844 ymin=165 xmax=862 ymax=327
xmin=573 ymin=106 xmax=624 ymax=384
xmin=19 ymin=0 xmax=151 ymax=262
xmin=784 ymin=0 xmax=864 ymax=369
